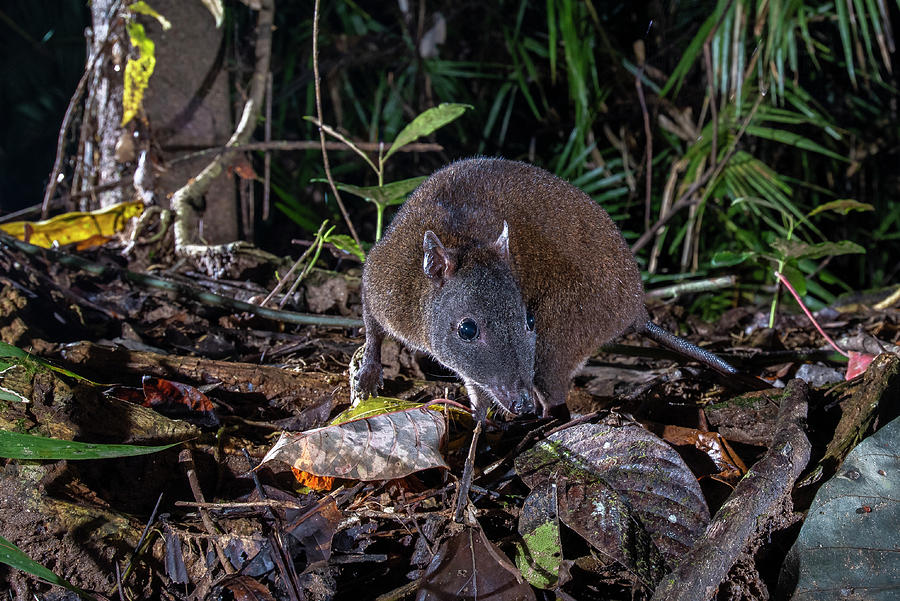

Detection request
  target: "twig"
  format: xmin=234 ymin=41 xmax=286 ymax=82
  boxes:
xmin=635 ymin=70 xmax=653 ymax=231
xmin=167 ymin=140 xmax=443 ymax=165
xmin=263 ymin=72 xmax=273 ymax=221
xmin=645 ymin=275 xmax=737 ymax=299
xmin=312 ymin=0 xmax=362 ymax=249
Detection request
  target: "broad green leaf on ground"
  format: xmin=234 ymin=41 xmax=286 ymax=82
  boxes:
xmin=771 ymin=238 xmax=866 ymax=261
xmin=0 ymin=535 xmax=87 ymax=596
xmin=780 ymin=416 xmax=900 ymax=600
xmin=513 ymin=481 xmax=568 ymax=589
xmin=331 ymin=396 xmax=430 ymax=425
xmin=260 ymin=404 xmax=448 ymax=481
xmin=327 ymin=176 xmax=427 ymax=206
xmin=384 ymin=103 xmax=471 ymax=161
xmin=516 ymin=419 xmax=710 ymax=582
xmin=418 ymin=525 xmax=536 ymax=601
xmin=0 ymin=430 xmax=181 ymax=460
xmin=807 ymin=199 xmax=875 ymax=217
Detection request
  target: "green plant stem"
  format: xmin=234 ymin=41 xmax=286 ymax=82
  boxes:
xmin=375 ymin=204 xmax=385 ymax=241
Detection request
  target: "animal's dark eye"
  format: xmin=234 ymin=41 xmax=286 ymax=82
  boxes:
xmin=526 ymin=310 xmax=535 ymax=332
xmin=458 ymin=318 xmax=479 ymax=341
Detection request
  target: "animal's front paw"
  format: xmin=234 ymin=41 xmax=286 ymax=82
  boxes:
xmin=349 ymin=345 xmax=383 ymax=404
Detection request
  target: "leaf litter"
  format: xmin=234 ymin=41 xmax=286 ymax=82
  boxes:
xmin=0 ymin=235 xmax=899 ymax=600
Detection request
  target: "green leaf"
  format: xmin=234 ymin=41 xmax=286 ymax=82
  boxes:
xmin=324 ymin=233 xmax=366 ymax=263
xmin=711 ymin=250 xmax=756 ymax=267
xmin=0 ymin=430 xmax=181 ymax=460
xmin=326 ymin=176 xmax=427 ymax=207
xmin=808 ymin=199 xmax=875 ymax=217
xmin=771 ymin=239 xmax=866 ymax=261
xmin=744 ymin=125 xmax=847 ymax=161
xmin=782 ymin=262 xmax=807 ymax=297
xmin=0 ymin=535 xmax=88 ymax=596
xmin=383 ymin=103 xmax=471 ymax=161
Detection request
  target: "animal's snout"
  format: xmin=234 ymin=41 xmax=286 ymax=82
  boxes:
xmin=492 ymin=383 xmax=534 ymax=415
xmin=510 ymin=389 xmax=534 ymax=415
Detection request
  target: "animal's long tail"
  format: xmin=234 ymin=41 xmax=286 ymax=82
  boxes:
xmin=642 ymin=321 xmax=770 ymax=391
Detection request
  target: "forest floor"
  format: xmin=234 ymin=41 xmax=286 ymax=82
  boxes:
xmin=0 ymin=233 xmax=897 ymax=601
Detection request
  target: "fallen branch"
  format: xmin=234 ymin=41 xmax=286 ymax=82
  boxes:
xmin=651 ymin=378 xmax=811 ymax=601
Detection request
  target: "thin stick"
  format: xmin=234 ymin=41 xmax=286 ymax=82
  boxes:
xmin=453 ymin=402 xmax=488 ymax=523
xmin=635 ymin=71 xmax=653 ymax=232
xmin=312 ymin=0 xmax=362 ymax=249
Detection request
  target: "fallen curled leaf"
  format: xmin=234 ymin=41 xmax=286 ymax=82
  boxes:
xmin=259 ymin=404 xmax=448 ymax=481
xmin=644 ymin=421 xmax=748 ymax=483
xmin=845 ymin=350 xmax=876 ymax=380
xmin=0 ymin=200 xmax=143 ymax=248
xmin=105 ymin=376 xmax=219 ymax=427
xmin=417 ymin=524 xmax=536 ymax=601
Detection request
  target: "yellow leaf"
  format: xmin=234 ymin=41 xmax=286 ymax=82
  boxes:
xmin=127 ymin=2 xmax=172 ymax=30
xmin=0 ymin=201 xmax=144 ymax=249
xmin=122 ymin=22 xmax=156 ymax=126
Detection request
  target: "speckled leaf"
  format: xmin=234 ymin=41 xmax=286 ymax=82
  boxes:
xmin=260 ymin=405 xmax=448 ymax=481
xmin=780 ymin=416 xmax=900 ymax=600
xmin=516 ymin=420 xmax=709 ymax=569
xmin=513 ymin=481 xmax=568 ymax=589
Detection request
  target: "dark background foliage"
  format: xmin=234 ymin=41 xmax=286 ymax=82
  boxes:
xmin=2 ymin=0 xmax=898 ymax=306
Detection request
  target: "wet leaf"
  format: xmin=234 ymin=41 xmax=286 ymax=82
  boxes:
xmin=781 ymin=416 xmax=900 ymax=600
xmin=163 ymin=525 xmax=188 ymax=585
xmin=516 ymin=421 xmax=709 ymax=580
xmin=0 ymin=430 xmax=181 ymax=460
xmin=417 ymin=525 xmax=536 ymax=601
xmin=384 ymin=103 xmax=471 ymax=161
xmin=513 ymin=481 xmax=567 ymax=589
xmin=0 ymin=201 xmax=144 ymax=249
xmin=260 ymin=404 xmax=448 ymax=481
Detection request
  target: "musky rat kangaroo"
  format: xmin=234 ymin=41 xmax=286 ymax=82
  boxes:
xmin=355 ymin=157 xmax=762 ymax=418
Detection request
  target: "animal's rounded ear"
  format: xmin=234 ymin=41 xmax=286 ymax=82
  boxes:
xmin=492 ymin=220 xmax=510 ymax=262
xmin=423 ymin=230 xmax=457 ymax=284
